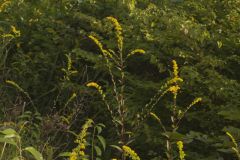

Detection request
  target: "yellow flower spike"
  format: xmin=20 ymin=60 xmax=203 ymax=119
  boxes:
xmin=167 ymin=77 xmax=183 ymax=85
xmin=189 ymin=97 xmax=202 ymax=107
xmin=70 ymin=119 xmax=93 ymax=160
xmin=122 ymin=145 xmax=140 ymax=160
xmin=106 ymin=16 xmax=123 ymax=51
xmin=69 ymin=151 xmax=77 ymax=160
xmin=168 ymin=85 xmax=180 ymax=94
xmin=88 ymin=35 xmax=113 ymax=58
xmin=127 ymin=49 xmax=145 ymax=58
xmin=86 ymin=82 xmax=105 ymax=98
xmin=177 ymin=141 xmax=186 ymax=160
xmin=172 ymin=60 xmax=179 ymax=78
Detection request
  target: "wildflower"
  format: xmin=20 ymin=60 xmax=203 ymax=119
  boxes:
xmin=168 ymin=85 xmax=180 ymax=95
xmin=189 ymin=97 xmax=202 ymax=107
xmin=88 ymin=35 xmax=113 ymax=58
xmin=167 ymin=77 xmax=183 ymax=85
xmin=122 ymin=145 xmax=140 ymax=160
xmin=127 ymin=49 xmax=145 ymax=57
xmin=106 ymin=16 xmax=123 ymax=51
xmin=70 ymin=119 xmax=93 ymax=160
xmin=87 ymin=82 xmax=105 ymax=98
xmin=11 ymin=26 xmax=21 ymax=37
xmin=177 ymin=141 xmax=186 ymax=160
xmin=69 ymin=151 xmax=77 ymax=160
xmin=172 ymin=60 xmax=179 ymax=78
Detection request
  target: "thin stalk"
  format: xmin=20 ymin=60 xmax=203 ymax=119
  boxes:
xmin=91 ymin=127 xmax=96 ymax=160
xmin=0 ymin=142 xmax=6 ymax=160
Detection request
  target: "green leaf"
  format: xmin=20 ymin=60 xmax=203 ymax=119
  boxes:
xmin=24 ymin=147 xmax=43 ymax=160
xmin=96 ymin=126 xmax=102 ymax=134
xmin=94 ymin=146 xmax=102 ymax=156
xmin=0 ymin=137 xmax=17 ymax=146
xmin=97 ymin=135 xmax=106 ymax=150
xmin=58 ymin=152 xmax=72 ymax=157
xmin=110 ymin=145 xmax=122 ymax=152
xmin=1 ymin=128 xmax=18 ymax=136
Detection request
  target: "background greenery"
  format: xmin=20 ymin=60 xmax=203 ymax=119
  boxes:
xmin=0 ymin=0 xmax=240 ymax=159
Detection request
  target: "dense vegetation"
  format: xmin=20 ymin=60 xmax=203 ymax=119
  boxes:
xmin=0 ymin=0 xmax=240 ymax=159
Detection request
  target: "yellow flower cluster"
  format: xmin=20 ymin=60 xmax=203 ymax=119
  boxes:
xmin=70 ymin=119 xmax=93 ymax=160
xmin=168 ymin=85 xmax=180 ymax=94
xmin=167 ymin=77 xmax=183 ymax=85
xmin=167 ymin=60 xmax=183 ymax=99
xmin=86 ymin=82 xmax=105 ymax=98
xmin=127 ymin=49 xmax=145 ymax=57
xmin=177 ymin=141 xmax=186 ymax=160
xmin=172 ymin=60 xmax=179 ymax=78
xmin=88 ymin=35 xmax=113 ymax=58
xmin=69 ymin=151 xmax=77 ymax=160
xmin=1 ymin=25 xmax=21 ymax=39
xmin=0 ymin=0 xmax=11 ymax=12
xmin=11 ymin=25 xmax=21 ymax=37
xmin=189 ymin=97 xmax=202 ymax=107
xmin=106 ymin=16 xmax=123 ymax=51
xmin=122 ymin=145 xmax=140 ymax=160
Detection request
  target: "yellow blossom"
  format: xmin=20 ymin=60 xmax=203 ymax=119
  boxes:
xmin=86 ymin=82 xmax=105 ymax=98
xmin=127 ymin=49 xmax=145 ymax=57
xmin=69 ymin=151 xmax=77 ymax=160
xmin=11 ymin=25 xmax=21 ymax=37
xmin=177 ymin=141 xmax=186 ymax=160
xmin=189 ymin=97 xmax=202 ymax=107
xmin=88 ymin=35 xmax=113 ymax=58
xmin=106 ymin=16 xmax=123 ymax=51
xmin=70 ymin=119 xmax=93 ymax=160
xmin=122 ymin=145 xmax=140 ymax=160
xmin=172 ymin=60 xmax=179 ymax=78
xmin=168 ymin=85 xmax=180 ymax=94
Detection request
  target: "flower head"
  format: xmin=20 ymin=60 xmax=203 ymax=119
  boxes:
xmin=122 ymin=145 xmax=140 ymax=160
xmin=172 ymin=60 xmax=179 ymax=78
xmin=106 ymin=16 xmax=123 ymax=52
xmin=177 ymin=141 xmax=186 ymax=160
xmin=88 ymin=35 xmax=113 ymax=58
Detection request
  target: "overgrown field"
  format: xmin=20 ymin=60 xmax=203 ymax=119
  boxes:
xmin=0 ymin=0 xmax=240 ymax=160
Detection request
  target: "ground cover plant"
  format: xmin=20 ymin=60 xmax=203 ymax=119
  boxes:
xmin=0 ymin=0 xmax=240 ymax=159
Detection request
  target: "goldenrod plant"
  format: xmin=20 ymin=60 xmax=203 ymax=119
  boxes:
xmin=60 ymin=119 xmax=106 ymax=160
xmin=87 ymin=16 xmax=146 ymax=157
xmin=144 ymin=60 xmax=202 ymax=159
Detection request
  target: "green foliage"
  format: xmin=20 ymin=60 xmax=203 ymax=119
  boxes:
xmin=0 ymin=0 xmax=240 ymax=159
